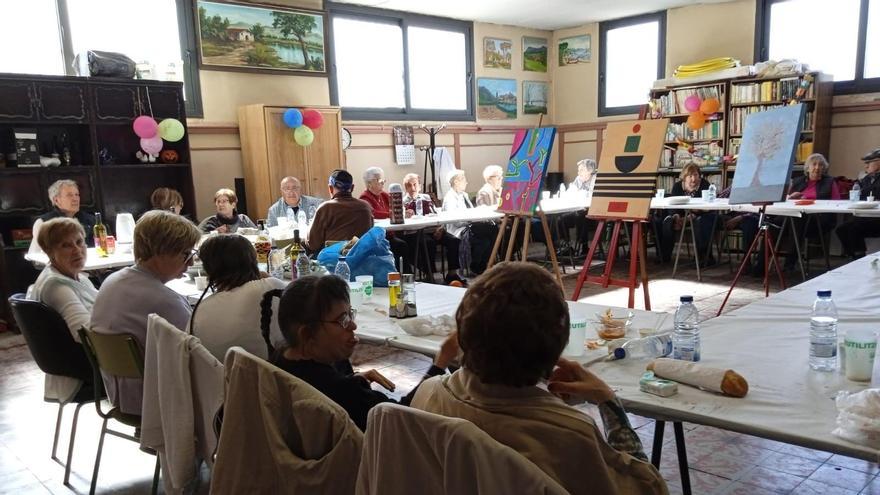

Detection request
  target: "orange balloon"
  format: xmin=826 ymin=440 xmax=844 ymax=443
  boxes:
xmin=687 ymin=111 xmax=706 ymax=130
xmin=700 ymin=97 xmax=720 ymax=115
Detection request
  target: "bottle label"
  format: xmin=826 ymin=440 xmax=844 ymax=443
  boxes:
xmin=673 ymin=346 xmax=700 ymax=362
xmin=811 ymin=342 xmax=837 ymax=358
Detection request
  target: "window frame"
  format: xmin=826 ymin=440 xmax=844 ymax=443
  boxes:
xmin=598 ymin=10 xmax=667 ymax=117
xmin=755 ymin=0 xmax=879 ymax=95
xmin=327 ymin=2 xmax=474 ymax=121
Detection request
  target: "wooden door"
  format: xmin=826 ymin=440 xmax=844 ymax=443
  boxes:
xmin=305 ymin=107 xmax=343 ymax=199
xmin=264 ymin=107 xmax=308 ymax=208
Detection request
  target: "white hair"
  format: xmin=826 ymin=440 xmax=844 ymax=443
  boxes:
xmin=47 ymin=179 xmax=78 ymax=202
xmin=402 ymin=173 xmax=420 ymax=184
xmin=447 ymin=169 xmax=466 ymax=187
xmin=363 ymin=167 xmax=384 ymax=184
xmin=804 ymin=153 xmax=829 ymax=174
xmin=482 ymin=164 xmax=503 ymax=181
xmin=577 ymin=159 xmax=598 ymax=173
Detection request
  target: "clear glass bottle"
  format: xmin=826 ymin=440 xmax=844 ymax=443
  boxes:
xmin=673 ymin=295 xmax=701 ymax=362
xmin=414 ymin=196 xmax=423 ymax=217
xmin=809 ymin=290 xmax=838 ymax=371
xmin=387 ymin=272 xmax=401 ymax=318
xmin=293 ymin=229 xmax=310 ymax=280
xmin=400 ymin=273 xmax=417 ymax=318
xmin=93 ymin=212 xmax=108 ymax=257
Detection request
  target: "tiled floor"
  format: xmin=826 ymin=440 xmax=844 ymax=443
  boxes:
xmin=1 ymin=253 xmax=876 ymax=494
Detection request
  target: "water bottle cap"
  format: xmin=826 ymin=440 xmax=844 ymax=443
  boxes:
xmin=613 ymin=348 xmax=626 ymax=359
xmin=338 ymin=256 xmax=346 ymax=261
xmin=680 ymin=295 xmax=693 ymax=302
xmin=817 ymin=290 xmax=831 ymax=297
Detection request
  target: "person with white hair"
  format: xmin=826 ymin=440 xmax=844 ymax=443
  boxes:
xmin=570 ymin=159 xmax=598 ymax=193
xmin=30 ymin=180 xmax=98 ymax=256
xmin=402 ymin=173 xmax=463 ymax=284
xmin=266 ymin=176 xmax=324 ymax=227
xmin=359 ymin=166 xmax=412 ymax=272
xmin=441 ymin=170 xmax=473 ymax=239
xmin=562 ymin=158 xmax=599 ymax=253
xmin=476 ymin=165 xmax=504 ymax=207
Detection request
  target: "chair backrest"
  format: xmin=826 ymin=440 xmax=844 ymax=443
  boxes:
xmin=8 ymin=293 xmax=91 ymax=379
xmin=78 ymin=328 xmax=144 ymax=379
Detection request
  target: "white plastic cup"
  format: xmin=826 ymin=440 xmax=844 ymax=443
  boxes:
xmin=355 ymin=275 xmax=373 ymax=301
xmin=701 ymin=190 xmax=711 ymax=201
xmin=844 ymin=329 xmax=877 ymax=382
xmin=542 ymin=191 xmax=551 ymax=200
xmin=348 ymin=281 xmax=365 ymax=309
xmin=849 ymin=190 xmax=860 ymax=202
xmin=655 ymin=189 xmax=665 ymax=199
xmin=195 ymin=276 xmax=208 ymax=290
xmin=564 ymin=317 xmax=588 ymax=357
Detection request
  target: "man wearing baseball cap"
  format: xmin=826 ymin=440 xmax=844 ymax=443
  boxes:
xmin=306 ymin=169 xmax=374 ymax=253
xmin=835 ymin=147 xmax=880 ymax=259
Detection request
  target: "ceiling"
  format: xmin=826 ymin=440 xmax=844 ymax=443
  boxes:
xmin=330 ymin=0 xmax=735 ymax=30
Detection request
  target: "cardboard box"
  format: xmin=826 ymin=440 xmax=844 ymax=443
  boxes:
xmin=11 ymin=228 xmax=33 ymax=248
xmin=14 ymin=128 xmax=40 ymax=167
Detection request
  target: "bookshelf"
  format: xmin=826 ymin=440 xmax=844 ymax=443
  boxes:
xmin=649 ymin=71 xmax=832 ymax=190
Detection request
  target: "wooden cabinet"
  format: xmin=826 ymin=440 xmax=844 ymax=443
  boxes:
xmin=239 ymin=104 xmax=343 ymax=219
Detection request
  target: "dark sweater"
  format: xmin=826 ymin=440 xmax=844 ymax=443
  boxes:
xmin=790 ymin=175 xmax=835 ymax=199
xmin=273 ymin=356 xmax=444 ymax=431
xmin=39 ymin=208 xmax=97 ymax=246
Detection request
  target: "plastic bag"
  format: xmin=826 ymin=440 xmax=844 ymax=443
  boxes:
xmin=316 ymin=227 xmax=396 ymax=287
xmin=75 ymin=50 xmax=136 ymax=78
xmin=831 ymin=389 xmax=880 ymax=449
xmin=396 ymin=315 xmax=456 ymax=337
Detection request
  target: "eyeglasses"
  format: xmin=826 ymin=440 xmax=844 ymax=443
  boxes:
xmin=183 ymin=248 xmax=199 ymax=264
xmin=373 ymin=178 xmax=386 ymax=185
xmin=321 ymin=308 xmax=357 ymax=329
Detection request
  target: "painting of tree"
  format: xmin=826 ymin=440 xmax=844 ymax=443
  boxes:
xmin=271 ymin=11 xmax=320 ymax=71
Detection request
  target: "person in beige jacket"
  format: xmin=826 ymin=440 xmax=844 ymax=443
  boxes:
xmin=412 ymin=262 xmax=667 ymax=495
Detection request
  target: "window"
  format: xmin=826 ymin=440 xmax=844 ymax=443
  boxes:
xmin=0 ymin=0 xmax=203 ymax=117
xmin=328 ymin=3 xmax=474 ymax=121
xmin=599 ymin=11 xmax=666 ymax=117
xmin=757 ymin=0 xmax=880 ymax=94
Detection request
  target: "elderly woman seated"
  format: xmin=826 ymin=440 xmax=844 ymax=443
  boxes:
xmin=359 ymin=166 xmax=411 ymax=273
xmin=653 ymin=163 xmax=717 ymax=265
xmin=91 ymin=210 xmax=201 ymax=415
xmin=781 ymin=153 xmax=840 ymax=269
xmin=263 ymin=275 xmax=458 ymax=431
xmin=412 ymin=262 xmax=666 ymax=494
xmin=150 ymin=187 xmax=185 ymax=215
xmin=198 ymin=188 xmax=257 ymax=234
xmin=188 ymin=234 xmax=288 ymax=361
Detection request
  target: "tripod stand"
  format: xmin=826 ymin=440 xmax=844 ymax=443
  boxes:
xmin=716 ymin=205 xmax=786 ymax=316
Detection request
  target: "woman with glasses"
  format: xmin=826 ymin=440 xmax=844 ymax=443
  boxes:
xmin=261 ymin=275 xmax=459 ymax=431
xmin=90 ymin=210 xmax=201 ymax=415
xmin=188 ymin=234 xmax=288 ymax=361
xmin=198 ymin=188 xmax=257 ymax=234
xmin=359 ymin=166 xmax=412 ymax=273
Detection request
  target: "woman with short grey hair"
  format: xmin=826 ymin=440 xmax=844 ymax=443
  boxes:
xmin=477 ymin=165 xmax=504 ymax=207
xmin=570 ymin=159 xmax=598 ymax=193
xmin=363 ymin=167 xmax=384 ymax=185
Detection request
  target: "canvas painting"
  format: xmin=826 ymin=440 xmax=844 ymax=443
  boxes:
xmin=729 ymin=104 xmax=806 ymax=205
xmin=500 ymin=127 xmax=558 ymax=215
xmin=589 ymin=120 xmax=668 ymax=221
xmin=523 ymin=81 xmax=549 ymax=115
xmin=483 ymin=37 xmax=512 ymax=69
xmin=522 ymin=36 xmax=548 ymax=72
xmin=197 ymin=0 xmax=326 ymax=74
xmin=558 ymin=35 xmax=591 ymax=66
xmin=477 ymin=78 xmax=517 ymax=120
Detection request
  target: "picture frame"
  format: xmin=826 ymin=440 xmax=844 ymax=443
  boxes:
xmin=522 ymin=36 xmax=548 ymax=72
xmin=483 ymin=37 xmax=512 ymax=69
xmin=195 ymin=0 xmax=327 ymax=75
xmin=558 ymin=34 xmax=591 ymax=66
xmin=523 ymin=81 xmax=549 ymax=115
xmin=477 ymin=78 xmax=517 ymax=120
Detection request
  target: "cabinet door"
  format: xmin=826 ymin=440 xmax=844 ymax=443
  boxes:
xmin=0 ymin=171 xmax=46 ymax=212
xmin=0 ymin=80 xmax=35 ymax=120
xmin=305 ymin=108 xmax=343 ymax=199
xmin=265 ymin=108 xmax=308 ymax=199
xmin=35 ymin=82 xmax=88 ymax=121
xmin=143 ymin=86 xmax=184 ymax=120
xmin=93 ymin=85 xmax=139 ymax=121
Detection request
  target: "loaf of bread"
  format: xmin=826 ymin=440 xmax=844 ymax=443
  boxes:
xmin=647 ymin=358 xmax=749 ymax=398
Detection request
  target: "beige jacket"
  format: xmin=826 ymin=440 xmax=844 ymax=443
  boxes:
xmin=211 ymin=348 xmax=363 ymax=495
xmin=411 ymin=369 xmax=667 ymax=495
xmin=357 ymin=402 xmax=569 ymax=495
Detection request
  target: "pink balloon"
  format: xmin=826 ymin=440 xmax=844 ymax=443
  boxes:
xmin=133 ymin=115 xmax=158 ymax=138
xmin=140 ymin=135 xmax=163 ymax=155
xmin=684 ymin=95 xmax=702 ymax=113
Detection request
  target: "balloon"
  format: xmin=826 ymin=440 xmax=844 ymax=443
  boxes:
xmin=158 ymin=118 xmax=185 ymax=142
xmin=684 ymin=95 xmax=702 ymax=113
xmin=283 ymin=108 xmax=303 ymax=128
xmin=700 ymin=97 xmax=720 ymax=115
xmin=301 ymin=109 xmax=324 ymax=129
xmin=133 ymin=116 xmax=158 ymax=138
xmin=294 ymin=126 xmax=314 ymax=146
xmin=686 ymin=111 xmax=706 ymax=131
xmin=141 ymin=135 xmax=163 ymax=154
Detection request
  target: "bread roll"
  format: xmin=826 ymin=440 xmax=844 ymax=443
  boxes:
xmin=647 ymin=359 xmax=748 ymax=398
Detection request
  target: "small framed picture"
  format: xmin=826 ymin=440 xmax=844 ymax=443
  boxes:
xmin=483 ymin=37 xmax=512 ymax=69
xmin=522 ymin=36 xmax=548 ymax=72
xmin=558 ymin=34 xmax=591 ymax=66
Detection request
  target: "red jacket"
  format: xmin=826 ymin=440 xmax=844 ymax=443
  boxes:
xmin=359 ymin=190 xmax=391 ymax=220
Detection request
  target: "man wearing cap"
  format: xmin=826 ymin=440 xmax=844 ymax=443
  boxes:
xmin=306 ymin=169 xmax=374 ymax=254
xmin=266 ymin=176 xmax=324 ymax=228
xmin=835 ymin=147 xmax=880 ymax=259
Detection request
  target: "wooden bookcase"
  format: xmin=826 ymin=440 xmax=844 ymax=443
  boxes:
xmin=238 ymin=104 xmax=344 ymax=220
xmin=649 ymin=71 xmax=832 ymax=190
xmin=0 ymin=73 xmax=195 ymax=297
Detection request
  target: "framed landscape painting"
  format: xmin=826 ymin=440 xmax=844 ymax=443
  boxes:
xmin=522 ymin=36 xmax=548 ymax=72
xmin=558 ymin=35 xmax=591 ymax=66
xmin=196 ymin=0 xmax=327 ymax=74
xmin=523 ymin=81 xmax=549 ymax=115
xmin=483 ymin=37 xmax=512 ymax=69
xmin=477 ymin=78 xmax=517 ymax=120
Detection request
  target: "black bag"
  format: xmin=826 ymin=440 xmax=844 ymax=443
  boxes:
xmin=75 ymin=50 xmax=136 ymax=78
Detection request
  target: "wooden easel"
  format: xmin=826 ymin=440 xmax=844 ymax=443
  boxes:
xmin=487 ymin=209 xmax=563 ymax=286
xmin=571 ymin=218 xmax=651 ymax=310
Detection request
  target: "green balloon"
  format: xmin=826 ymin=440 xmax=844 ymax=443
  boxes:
xmin=158 ymin=118 xmax=185 ymax=142
xmin=294 ymin=125 xmax=314 ymax=146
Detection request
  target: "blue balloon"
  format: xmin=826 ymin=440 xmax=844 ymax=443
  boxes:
xmin=283 ymin=108 xmax=303 ymax=128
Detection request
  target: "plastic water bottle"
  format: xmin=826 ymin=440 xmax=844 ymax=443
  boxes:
xmin=297 ymin=209 xmax=307 ymax=228
xmin=558 ymin=183 xmax=566 ymax=198
xmin=673 ymin=295 xmax=701 ymax=361
xmin=809 ymin=290 xmax=838 ymax=371
xmin=851 ymin=182 xmax=861 ymax=202
xmin=286 ymin=208 xmax=296 ymax=230
xmin=334 ymin=256 xmax=351 ymax=282
xmin=308 ymin=206 xmax=317 ymax=224
xmin=415 ymin=196 xmax=423 ymax=216
xmin=613 ymin=334 xmax=673 ymax=360
xmin=707 ymin=183 xmax=717 ymax=202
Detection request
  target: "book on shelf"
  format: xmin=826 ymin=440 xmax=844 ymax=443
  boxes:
xmin=651 ymin=85 xmax=722 ymax=116
xmin=665 ymin=120 xmax=724 ymax=142
xmin=731 ymin=75 xmax=814 ymax=104
xmin=796 ymin=142 xmax=814 ymax=162
xmin=729 ymin=106 xmax=813 ymax=135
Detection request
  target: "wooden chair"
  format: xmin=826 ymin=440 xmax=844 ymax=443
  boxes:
xmin=78 ymin=328 xmax=160 ymax=495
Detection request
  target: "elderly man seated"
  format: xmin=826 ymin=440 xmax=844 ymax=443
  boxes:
xmin=307 ymin=169 xmax=374 ymax=254
xmin=359 ymin=166 xmax=411 ymax=273
xmin=30 ymin=179 xmax=97 ymax=256
xmin=266 ymin=176 xmax=324 ymax=227
xmin=401 ymin=173 xmax=463 ymax=284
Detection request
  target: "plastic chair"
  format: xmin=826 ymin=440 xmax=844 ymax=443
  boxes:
xmin=7 ymin=293 xmax=103 ymax=485
xmin=78 ymin=327 xmax=160 ymax=495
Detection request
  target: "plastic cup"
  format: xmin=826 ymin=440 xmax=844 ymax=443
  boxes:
xmin=348 ymin=281 xmax=364 ymax=309
xmin=655 ymin=189 xmax=665 ymax=199
xmin=355 ymin=275 xmax=373 ymax=300
xmin=195 ymin=276 xmax=208 ymax=290
xmin=542 ymin=191 xmax=551 ymax=200
xmin=850 ymin=190 xmax=860 ymax=202
xmin=701 ymin=190 xmax=710 ymax=201
xmin=844 ymin=329 xmax=877 ymax=382
xmin=564 ymin=317 xmax=588 ymax=357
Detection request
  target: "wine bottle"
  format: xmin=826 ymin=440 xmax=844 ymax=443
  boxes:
xmin=94 ymin=213 xmax=109 ymax=257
